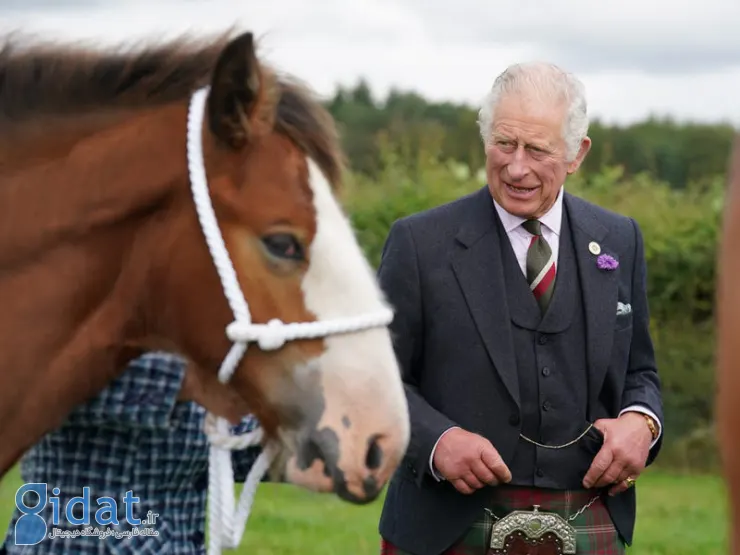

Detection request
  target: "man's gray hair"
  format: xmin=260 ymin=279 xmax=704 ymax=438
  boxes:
xmin=477 ymin=62 xmax=589 ymax=161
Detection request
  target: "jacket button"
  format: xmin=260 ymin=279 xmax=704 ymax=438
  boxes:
xmin=536 ymin=468 xmax=545 ymax=477
xmin=509 ymin=414 xmax=520 ymax=426
xmin=542 ymin=366 xmax=551 ymax=377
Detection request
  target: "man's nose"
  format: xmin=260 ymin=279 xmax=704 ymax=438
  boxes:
xmin=507 ymin=148 xmax=531 ymax=181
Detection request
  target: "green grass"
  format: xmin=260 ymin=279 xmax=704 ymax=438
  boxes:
xmin=0 ymin=466 xmax=729 ymax=554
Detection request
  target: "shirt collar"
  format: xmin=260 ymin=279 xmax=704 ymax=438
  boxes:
xmin=492 ymin=186 xmax=564 ymax=236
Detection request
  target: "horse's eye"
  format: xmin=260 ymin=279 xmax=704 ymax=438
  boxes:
xmin=262 ymin=233 xmax=305 ymax=261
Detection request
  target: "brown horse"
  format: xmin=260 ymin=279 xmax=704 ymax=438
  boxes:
xmin=717 ymin=133 xmax=740 ymax=553
xmin=0 ymin=30 xmax=409 ymax=503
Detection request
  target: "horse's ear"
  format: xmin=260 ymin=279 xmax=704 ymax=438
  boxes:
xmin=207 ymin=32 xmax=261 ymax=150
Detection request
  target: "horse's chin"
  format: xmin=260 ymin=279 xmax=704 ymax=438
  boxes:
xmin=267 ymin=432 xmax=334 ymax=493
xmin=281 ymin=453 xmax=383 ymax=505
xmin=265 ymin=424 xmax=389 ymax=504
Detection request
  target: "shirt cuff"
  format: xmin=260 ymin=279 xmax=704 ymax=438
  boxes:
xmin=619 ymin=405 xmax=662 ymax=449
xmin=428 ymin=426 xmax=460 ymax=481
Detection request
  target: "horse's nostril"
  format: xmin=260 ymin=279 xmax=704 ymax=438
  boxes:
xmin=303 ymin=436 xmax=326 ymax=465
xmin=298 ymin=428 xmax=340 ymax=477
xmin=365 ymin=434 xmax=384 ymax=470
xmin=307 ymin=438 xmax=333 ymax=478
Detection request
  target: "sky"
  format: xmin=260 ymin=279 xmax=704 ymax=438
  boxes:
xmin=0 ymin=0 xmax=738 ymax=127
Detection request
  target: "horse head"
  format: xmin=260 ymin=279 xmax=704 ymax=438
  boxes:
xmin=0 ymin=30 xmax=409 ymax=505
xmin=152 ymin=33 xmax=409 ymax=502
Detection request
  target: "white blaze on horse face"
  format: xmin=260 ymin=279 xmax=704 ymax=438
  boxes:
xmin=295 ymin=158 xmax=410 ymax=497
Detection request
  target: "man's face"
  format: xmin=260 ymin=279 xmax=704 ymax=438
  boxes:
xmin=484 ymin=94 xmax=590 ymax=219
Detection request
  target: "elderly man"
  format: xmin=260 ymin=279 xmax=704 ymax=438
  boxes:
xmin=377 ymin=62 xmax=663 ymax=555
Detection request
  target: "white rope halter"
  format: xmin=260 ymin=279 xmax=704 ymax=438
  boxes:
xmin=185 ymin=86 xmax=394 ymax=555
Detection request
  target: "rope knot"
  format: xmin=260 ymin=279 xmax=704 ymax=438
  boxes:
xmin=257 ymin=319 xmax=287 ymax=351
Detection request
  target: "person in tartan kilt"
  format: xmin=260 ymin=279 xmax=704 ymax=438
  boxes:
xmin=0 ymin=352 xmax=265 ymax=555
xmin=376 ymin=62 xmax=663 ymax=555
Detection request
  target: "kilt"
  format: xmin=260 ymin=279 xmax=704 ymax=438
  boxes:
xmin=380 ymin=486 xmax=625 ymax=555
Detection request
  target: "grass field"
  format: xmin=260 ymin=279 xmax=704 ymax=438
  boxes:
xmin=0 ymin=466 xmax=729 ymax=554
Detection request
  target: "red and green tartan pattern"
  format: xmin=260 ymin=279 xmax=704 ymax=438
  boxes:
xmin=380 ymin=486 xmax=625 ymax=555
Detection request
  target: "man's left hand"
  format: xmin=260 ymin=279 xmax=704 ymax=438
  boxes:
xmin=582 ymin=412 xmax=653 ymax=496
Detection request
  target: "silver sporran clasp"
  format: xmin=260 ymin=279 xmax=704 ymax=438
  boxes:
xmin=489 ymin=505 xmax=578 ymax=554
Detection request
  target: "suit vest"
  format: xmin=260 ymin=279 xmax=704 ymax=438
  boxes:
xmin=496 ymin=206 xmax=601 ymax=489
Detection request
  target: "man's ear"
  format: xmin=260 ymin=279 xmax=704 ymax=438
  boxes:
xmin=567 ymin=136 xmax=592 ymax=174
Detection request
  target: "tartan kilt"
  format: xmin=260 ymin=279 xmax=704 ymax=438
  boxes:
xmin=380 ymin=486 xmax=625 ymax=555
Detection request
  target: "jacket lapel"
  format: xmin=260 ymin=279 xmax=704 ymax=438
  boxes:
xmin=564 ymin=194 xmax=619 ymax=415
xmin=450 ymin=188 xmax=520 ymax=408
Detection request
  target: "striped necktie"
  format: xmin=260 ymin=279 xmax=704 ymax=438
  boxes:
xmin=522 ymin=219 xmax=556 ymax=313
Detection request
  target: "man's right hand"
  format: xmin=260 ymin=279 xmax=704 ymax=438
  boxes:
xmin=432 ymin=428 xmax=512 ymax=494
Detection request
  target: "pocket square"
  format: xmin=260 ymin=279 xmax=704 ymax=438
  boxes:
xmin=617 ymin=302 xmax=632 ymax=316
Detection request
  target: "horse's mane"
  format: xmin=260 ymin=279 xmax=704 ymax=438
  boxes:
xmin=0 ymin=31 xmax=344 ymax=187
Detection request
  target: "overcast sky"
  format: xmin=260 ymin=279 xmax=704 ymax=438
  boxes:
xmin=1 ymin=0 xmax=738 ymax=126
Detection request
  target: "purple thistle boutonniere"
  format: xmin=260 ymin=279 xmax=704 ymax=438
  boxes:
xmin=597 ymin=253 xmax=619 ymax=271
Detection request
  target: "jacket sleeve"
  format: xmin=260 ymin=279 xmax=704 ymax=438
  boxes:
xmin=64 ymin=352 xmax=186 ymax=430
xmin=377 ymin=218 xmax=458 ymax=486
xmin=619 ymin=218 xmax=664 ymax=465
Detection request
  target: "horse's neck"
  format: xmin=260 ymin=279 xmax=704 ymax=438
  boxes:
xmin=0 ymin=105 xmax=190 ymax=476
xmin=0 ymin=107 xmax=186 ymax=264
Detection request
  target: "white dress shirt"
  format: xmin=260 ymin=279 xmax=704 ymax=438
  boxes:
xmin=428 ymin=186 xmax=662 ymax=480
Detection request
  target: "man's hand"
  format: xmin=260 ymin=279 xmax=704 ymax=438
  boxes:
xmin=582 ymin=412 xmax=653 ymax=496
xmin=178 ymin=361 xmax=252 ymax=424
xmin=433 ymin=428 xmax=512 ymax=495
